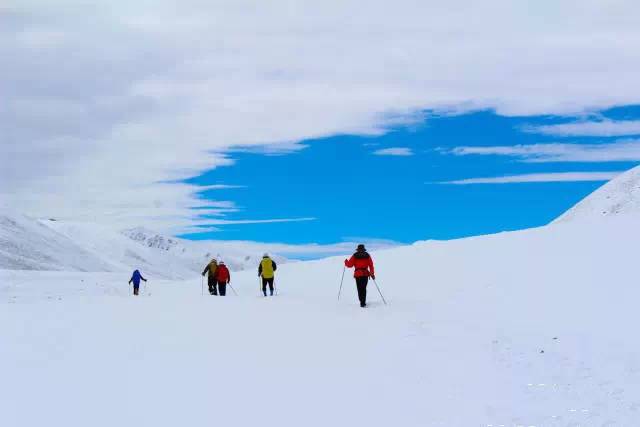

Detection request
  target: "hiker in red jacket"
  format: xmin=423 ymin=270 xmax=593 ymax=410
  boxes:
xmin=215 ymin=261 xmax=231 ymax=296
xmin=344 ymin=244 xmax=375 ymax=307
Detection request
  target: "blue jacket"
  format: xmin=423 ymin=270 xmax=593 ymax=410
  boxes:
xmin=129 ymin=270 xmax=146 ymax=286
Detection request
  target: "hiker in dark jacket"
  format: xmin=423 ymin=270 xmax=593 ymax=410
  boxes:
xmin=344 ymin=244 xmax=375 ymax=307
xmin=201 ymin=259 xmax=219 ymax=295
xmin=128 ymin=269 xmax=147 ymax=296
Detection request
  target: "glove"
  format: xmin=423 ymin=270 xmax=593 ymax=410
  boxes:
xmin=201 ymin=272 xmax=205 ymax=277
xmin=371 ymin=275 xmax=375 ymax=280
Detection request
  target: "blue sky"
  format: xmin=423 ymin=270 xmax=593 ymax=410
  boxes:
xmin=181 ymin=105 xmax=640 ymax=245
xmin=6 ymin=2 xmax=640 ymax=243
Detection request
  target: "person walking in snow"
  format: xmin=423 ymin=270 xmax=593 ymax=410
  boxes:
xmin=202 ymin=258 xmax=219 ymax=295
xmin=344 ymin=244 xmax=375 ymax=308
xmin=215 ymin=261 xmax=231 ymax=296
xmin=258 ymin=253 xmax=277 ymax=296
xmin=128 ymin=269 xmax=147 ymax=296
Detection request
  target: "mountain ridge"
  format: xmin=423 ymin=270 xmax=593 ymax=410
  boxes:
xmin=553 ymin=165 xmax=640 ymax=223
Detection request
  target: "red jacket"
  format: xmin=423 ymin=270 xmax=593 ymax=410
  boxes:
xmin=345 ymin=252 xmax=375 ymax=278
xmin=215 ymin=264 xmax=230 ymax=282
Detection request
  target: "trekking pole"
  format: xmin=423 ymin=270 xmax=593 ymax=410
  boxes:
xmin=337 ymin=266 xmax=346 ymax=301
xmin=372 ymin=278 xmax=387 ymax=305
xmin=228 ymin=282 xmax=238 ymax=296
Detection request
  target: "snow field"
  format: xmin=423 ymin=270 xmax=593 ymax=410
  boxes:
xmin=3 ymin=215 xmax=640 ymax=425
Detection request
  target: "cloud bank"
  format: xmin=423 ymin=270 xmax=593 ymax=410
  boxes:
xmin=197 ymin=217 xmax=316 ymax=226
xmin=441 ymin=172 xmax=622 ymax=185
xmin=528 ymin=120 xmax=640 ymax=137
xmin=373 ymin=147 xmax=414 ymax=156
xmin=450 ymin=140 xmax=640 ymax=163
xmin=2 ymin=1 xmax=640 ymax=233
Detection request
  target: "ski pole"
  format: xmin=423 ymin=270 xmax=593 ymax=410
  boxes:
xmin=337 ymin=266 xmax=346 ymax=301
xmin=201 ymin=276 xmax=204 ymax=296
xmin=372 ymin=278 xmax=387 ymax=305
xmin=143 ymin=281 xmax=147 ymax=296
xmin=228 ymin=282 xmax=238 ymax=296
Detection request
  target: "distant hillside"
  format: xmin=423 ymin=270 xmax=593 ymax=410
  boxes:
xmin=554 ymin=165 xmax=640 ymax=223
xmin=0 ymin=212 xmax=114 ymax=272
xmin=0 ymin=211 xmax=285 ymax=278
xmin=121 ymin=227 xmax=286 ymax=274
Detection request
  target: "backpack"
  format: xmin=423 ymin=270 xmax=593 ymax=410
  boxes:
xmin=260 ymin=258 xmax=275 ymax=279
xmin=207 ymin=260 xmax=218 ymax=275
xmin=216 ymin=265 xmax=230 ymax=282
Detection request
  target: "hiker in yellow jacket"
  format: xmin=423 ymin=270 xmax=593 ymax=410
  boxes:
xmin=201 ymin=258 xmax=219 ymax=295
xmin=258 ymin=253 xmax=277 ymax=297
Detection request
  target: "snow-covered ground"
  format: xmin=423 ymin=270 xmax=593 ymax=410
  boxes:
xmin=3 ymin=215 xmax=640 ymax=426
xmin=2 ymin=167 xmax=640 ymax=426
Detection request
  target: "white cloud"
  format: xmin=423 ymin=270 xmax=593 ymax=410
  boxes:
xmin=229 ymin=142 xmax=309 ymax=156
xmin=14 ymin=29 xmax=69 ymax=49
xmin=195 ymin=184 xmax=246 ymax=191
xmin=441 ymin=171 xmax=621 ymax=185
xmin=2 ymin=1 xmax=640 ymax=233
xmin=197 ymin=217 xmax=316 ymax=226
xmin=449 ymin=140 xmax=640 ymax=162
xmin=527 ymin=120 xmax=640 ymax=137
xmin=373 ymin=147 xmax=414 ymax=156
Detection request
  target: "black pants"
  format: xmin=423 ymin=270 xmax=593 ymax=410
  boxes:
xmin=262 ymin=277 xmax=274 ymax=296
xmin=217 ymin=281 xmax=227 ymax=296
xmin=355 ymin=276 xmax=368 ymax=306
xmin=208 ymin=280 xmax=217 ymax=295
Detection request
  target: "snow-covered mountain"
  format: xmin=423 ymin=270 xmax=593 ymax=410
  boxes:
xmin=0 ymin=211 xmax=113 ymax=272
xmin=120 ymin=226 xmax=285 ymax=273
xmin=0 ymin=211 xmax=284 ymax=278
xmin=4 ymin=164 xmax=638 ymax=278
xmin=554 ymin=164 xmax=640 ymax=223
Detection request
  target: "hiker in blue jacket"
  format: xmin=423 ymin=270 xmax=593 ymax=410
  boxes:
xmin=128 ymin=269 xmax=147 ymax=296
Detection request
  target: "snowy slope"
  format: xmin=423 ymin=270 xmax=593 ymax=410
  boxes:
xmin=0 ymin=211 xmax=207 ymax=278
xmin=0 ymin=211 xmax=114 ymax=272
xmin=2 ymin=215 xmax=640 ymax=426
xmin=0 ymin=211 xmax=285 ymax=278
xmin=554 ymin=164 xmax=640 ymax=223
xmin=44 ymin=220 xmax=206 ymax=279
xmin=122 ymin=227 xmax=286 ymax=273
